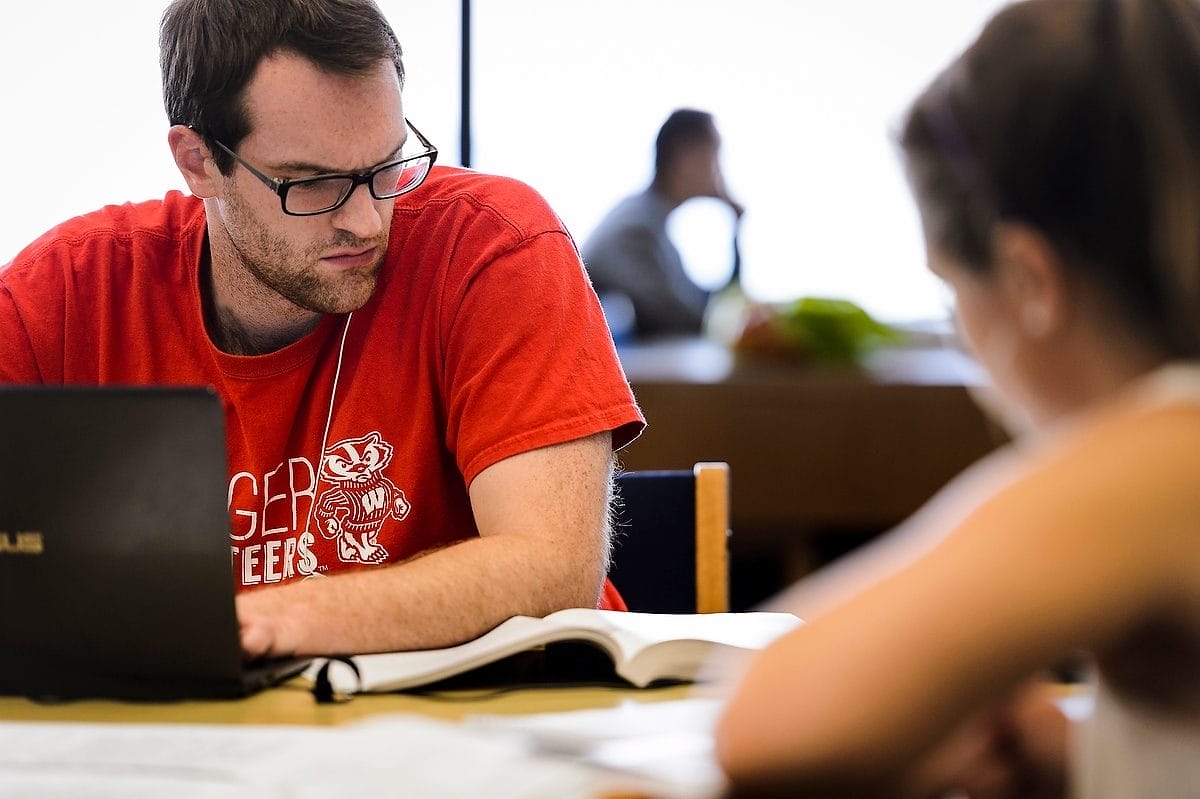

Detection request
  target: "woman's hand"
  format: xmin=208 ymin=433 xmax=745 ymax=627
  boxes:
xmin=908 ymin=679 xmax=1071 ymax=799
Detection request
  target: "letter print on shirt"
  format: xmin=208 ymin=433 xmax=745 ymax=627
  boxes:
xmin=314 ymin=431 xmax=412 ymax=564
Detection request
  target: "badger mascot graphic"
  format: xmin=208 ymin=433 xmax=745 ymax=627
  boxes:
xmin=314 ymin=432 xmax=411 ymax=564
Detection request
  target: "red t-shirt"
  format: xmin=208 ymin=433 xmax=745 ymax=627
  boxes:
xmin=0 ymin=167 xmax=643 ymax=608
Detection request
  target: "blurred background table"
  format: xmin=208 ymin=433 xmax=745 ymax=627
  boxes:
xmin=615 ymin=336 xmax=1008 ymax=608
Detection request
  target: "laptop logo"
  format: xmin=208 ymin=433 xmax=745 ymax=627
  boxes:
xmin=0 ymin=530 xmax=44 ymax=555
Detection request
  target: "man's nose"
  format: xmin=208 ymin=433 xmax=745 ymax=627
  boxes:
xmin=330 ymin=183 xmax=385 ymax=238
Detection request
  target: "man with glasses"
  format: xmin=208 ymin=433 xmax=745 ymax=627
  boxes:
xmin=0 ymin=0 xmax=644 ymax=659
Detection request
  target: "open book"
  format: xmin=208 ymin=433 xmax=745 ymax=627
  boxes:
xmin=308 ymin=609 xmax=802 ymax=695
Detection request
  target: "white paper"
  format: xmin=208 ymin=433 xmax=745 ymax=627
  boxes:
xmin=0 ymin=713 xmax=673 ymax=799
xmin=466 ymin=696 xmax=729 ymax=797
xmin=0 ymin=721 xmax=310 ymax=798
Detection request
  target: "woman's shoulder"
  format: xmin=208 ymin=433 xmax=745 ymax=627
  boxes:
xmin=1062 ymin=369 xmax=1200 ymax=479
xmin=1014 ymin=365 xmax=1200 ymax=482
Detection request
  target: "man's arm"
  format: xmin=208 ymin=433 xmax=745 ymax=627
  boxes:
xmin=237 ymin=431 xmax=615 ymax=658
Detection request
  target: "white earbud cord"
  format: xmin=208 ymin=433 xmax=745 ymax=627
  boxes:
xmin=301 ymin=311 xmax=353 ymax=543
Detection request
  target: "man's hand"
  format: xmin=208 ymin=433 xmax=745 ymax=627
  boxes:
xmin=236 ymin=584 xmax=305 ymax=660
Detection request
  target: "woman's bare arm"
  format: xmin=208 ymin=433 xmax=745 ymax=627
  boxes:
xmin=715 ymin=403 xmax=1200 ymax=796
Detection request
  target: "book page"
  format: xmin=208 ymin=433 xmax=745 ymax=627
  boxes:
xmin=540 ymin=610 xmax=802 ymax=654
xmin=539 ymin=609 xmax=803 ymax=686
xmin=312 ymin=614 xmax=568 ymax=693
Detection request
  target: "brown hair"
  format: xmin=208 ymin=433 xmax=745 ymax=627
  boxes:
xmin=160 ymin=0 xmax=405 ymax=173
xmin=901 ymin=0 xmax=1200 ymax=356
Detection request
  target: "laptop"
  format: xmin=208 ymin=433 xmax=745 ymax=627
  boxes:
xmin=0 ymin=385 xmax=310 ymax=701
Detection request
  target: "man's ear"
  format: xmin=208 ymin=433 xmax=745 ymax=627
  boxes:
xmin=167 ymin=125 xmax=218 ymax=199
xmin=991 ymin=223 xmax=1069 ymax=339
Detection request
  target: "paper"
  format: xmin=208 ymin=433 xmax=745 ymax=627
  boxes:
xmin=0 ymin=713 xmax=683 ymax=799
xmin=0 ymin=721 xmax=310 ymax=798
xmin=466 ymin=696 xmax=729 ymax=797
xmin=244 ymin=716 xmax=631 ymax=799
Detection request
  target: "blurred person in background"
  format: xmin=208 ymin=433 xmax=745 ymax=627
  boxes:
xmin=582 ymin=108 xmax=743 ymax=340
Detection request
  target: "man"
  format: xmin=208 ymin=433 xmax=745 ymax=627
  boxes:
xmin=582 ymin=108 xmax=744 ymax=339
xmin=0 ymin=0 xmax=643 ymax=659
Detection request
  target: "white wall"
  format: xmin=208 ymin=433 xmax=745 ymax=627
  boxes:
xmin=2 ymin=1 xmax=1006 ymax=322
xmin=0 ymin=1 xmax=457 ymax=264
xmin=472 ymin=1 xmax=1006 ymax=320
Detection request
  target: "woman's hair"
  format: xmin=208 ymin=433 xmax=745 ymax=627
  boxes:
xmin=160 ymin=0 xmax=405 ymax=174
xmin=901 ymin=0 xmax=1200 ymax=356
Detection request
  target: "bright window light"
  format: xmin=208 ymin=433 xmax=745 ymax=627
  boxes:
xmin=472 ymin=1 xmax=1008 ymax=322
xmin=3 ymin=1 xmax=1006 ymax=324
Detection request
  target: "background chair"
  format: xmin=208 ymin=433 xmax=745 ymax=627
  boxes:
xmin=607 ymin=462 xmax=731 ymax=613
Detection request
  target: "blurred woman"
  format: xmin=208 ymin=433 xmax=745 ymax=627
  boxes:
xmin=715 ymin=1 xmax=1200 ymax=796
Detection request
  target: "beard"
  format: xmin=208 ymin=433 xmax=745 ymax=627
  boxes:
xmin=221 ymin=189 xmax=388 ymax=315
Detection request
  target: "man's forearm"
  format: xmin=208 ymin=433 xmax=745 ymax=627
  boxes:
xmin=237 ymin=432 xmax=616 ymax=658
xmin=238 ymin=530 xmax=607 ymax=656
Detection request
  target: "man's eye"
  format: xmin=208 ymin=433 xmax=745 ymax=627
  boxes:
xmin=291 ymin=180 xmax=331 ymax=195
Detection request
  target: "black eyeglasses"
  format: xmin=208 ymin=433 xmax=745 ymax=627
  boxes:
xmin=210 ymin=119 xmax=438 ymax=216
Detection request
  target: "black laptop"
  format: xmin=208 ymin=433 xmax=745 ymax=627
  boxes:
xmin=0 ymin=385 xmax=310 ymax=701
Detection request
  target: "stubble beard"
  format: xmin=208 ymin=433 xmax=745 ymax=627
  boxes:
xmin=222 ymin=191 xmax=388 ymax=316
xmin=237 ymin=234 xmax=385 ymax=315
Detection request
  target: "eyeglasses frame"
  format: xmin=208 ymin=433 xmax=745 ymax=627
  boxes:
xmin=208 ymin=119 xmax=438 ymax=216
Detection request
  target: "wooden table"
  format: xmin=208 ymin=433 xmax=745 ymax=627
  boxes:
xmin=0 ymin=678 xmax=697 ymax=726
xmin=616 ymin=337 xmax=1007 ymax=602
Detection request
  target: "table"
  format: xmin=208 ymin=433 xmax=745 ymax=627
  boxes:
xmin=616 ymin=337 xmax=1008 ymax=601
xmin=0 ymin=677 xmax=696 ymax=726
